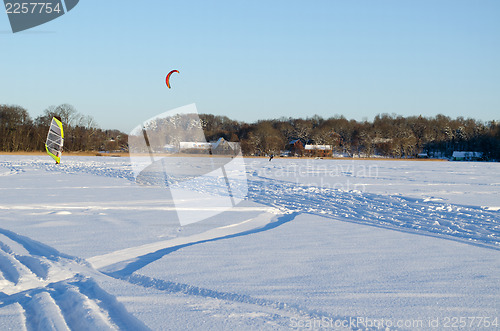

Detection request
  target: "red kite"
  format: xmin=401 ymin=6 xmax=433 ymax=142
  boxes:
xmin=166 ymin=70 xmax=179 ymax=88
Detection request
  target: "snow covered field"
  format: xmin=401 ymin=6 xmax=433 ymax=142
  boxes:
xmin=0 ymin=155 xmax=499 ymax=330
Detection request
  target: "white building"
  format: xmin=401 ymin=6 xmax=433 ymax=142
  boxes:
xmin=179 ymin=142 xmax=212 ymax=150
xmin=452 ymin=151 xmax=483 ymax=161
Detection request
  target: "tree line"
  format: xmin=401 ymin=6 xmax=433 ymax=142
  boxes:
xmin=0 ymin=104 xmax=127 ymax=153
xmin=199 ymin=113 xmax=500 ymax=160
xmin=1 ymin=104 xmax=499 ymax=160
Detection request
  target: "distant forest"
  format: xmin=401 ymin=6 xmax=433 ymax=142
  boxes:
xmin=0 ymin=104 xmax=127 ymax=153
xmin=1 ymin=104 xmax=499 ymax=160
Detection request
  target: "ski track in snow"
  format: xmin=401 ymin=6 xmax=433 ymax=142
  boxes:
xmin=2 ymin=158 xmax=498 ymax=250
xmin=114 ymin=272 xmax=366 ymax=331
xmin=0 ymin=162 xmax=25 ymax=177
xmin=249 ymin=175 xmax=500 ymax=250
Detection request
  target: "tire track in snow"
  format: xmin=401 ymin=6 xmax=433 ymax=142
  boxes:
xmin=50 ymin=281 xmax=120 ymax=330
xmin=0 ymin=230 xmax=78 ymax=296
xmin=22 ymin=291 xmax=70 ymax=331
xmin=0 ymin=250 xmax=21 ymax=285
xmin=66 ymin=276 xmax=150 ymax=331
xmin=0 ymin=229 xmax=150 ymax=331
xmin=3 ymin=277 xmax=150 ymax=331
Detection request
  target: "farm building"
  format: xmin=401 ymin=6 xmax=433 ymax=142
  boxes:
xmin=303 ymin=144 xmax=333 ymax=157
xmin=287 ymin=139 xmax=305 ymax=156
xmin=179 ymin=141 xmax=212 ymax=154
xmin=211 ymin=138 xmax=240 ymax=155
xmin=451 ymin=151 xmax=483 ymax=161
xmin=179 ymin=138 xmax=239 ymax=155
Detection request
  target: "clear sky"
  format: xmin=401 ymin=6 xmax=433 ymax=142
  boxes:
xmin=1 ymin=0 xmax=499 ymax=132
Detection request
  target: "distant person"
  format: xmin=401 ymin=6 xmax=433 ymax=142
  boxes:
xmin=269 ymin=154 xmax=274 ymax=162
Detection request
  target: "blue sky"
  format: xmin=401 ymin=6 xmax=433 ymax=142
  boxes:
xmin=1 ymin=0 xmax=499 ymax=132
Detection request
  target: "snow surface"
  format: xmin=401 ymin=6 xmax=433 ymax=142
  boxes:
xmin=0 ymin=155 xmax=499 ymax=330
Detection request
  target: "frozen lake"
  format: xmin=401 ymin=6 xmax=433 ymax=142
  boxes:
xmin=0 ymin=155 xmax=499 ymax=330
